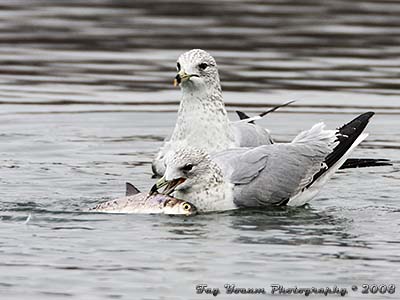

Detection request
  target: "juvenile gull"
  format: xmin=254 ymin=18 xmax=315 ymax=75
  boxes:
xmin=152 ymin=49 xmax=273 ymax=176
xmin=153 ymin=112 xmax=374 ymax=212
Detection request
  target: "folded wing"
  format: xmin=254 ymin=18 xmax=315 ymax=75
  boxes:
xmin=212 ymin=112 xmax=374 ymax=207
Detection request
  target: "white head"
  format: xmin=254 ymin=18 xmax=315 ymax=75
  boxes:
xmin=174 ymin=49 xmax=221 ymax=93
xmin=154 ymin=147 xmax=223 ymax=195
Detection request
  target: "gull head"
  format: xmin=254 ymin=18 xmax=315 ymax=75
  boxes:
xmin=151 ymin=147 xmax=223 ymax=196
xmin=174 ymin=49 xmax=220 ymax=92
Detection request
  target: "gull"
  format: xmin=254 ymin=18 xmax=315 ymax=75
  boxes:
xmin=152 ymin=49 xmax=274 ymax=176
xmin=152 ymin=112 xmax=374 ymax=212
xmin=152 ymin=49 xmax=389 ymax=177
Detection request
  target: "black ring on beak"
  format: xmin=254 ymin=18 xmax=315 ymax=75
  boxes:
xmin=175 ymin=74 xmax=182 ymax=84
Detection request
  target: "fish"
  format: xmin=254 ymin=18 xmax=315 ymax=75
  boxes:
xmin=89 ymin=182 xmax=197 ymax=215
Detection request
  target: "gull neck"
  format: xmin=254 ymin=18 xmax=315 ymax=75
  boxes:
xmin=170 ymin=84 xmax=235 ymax=152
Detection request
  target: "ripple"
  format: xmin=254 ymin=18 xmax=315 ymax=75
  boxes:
xmin=1 ymin=1 xmax=400 ymax=299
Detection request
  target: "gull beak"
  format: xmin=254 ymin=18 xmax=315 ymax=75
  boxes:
xmin=174 ymin=70 xmax=198 ymax=87
xmin=149 ymin=176 xmax=186 ymax=196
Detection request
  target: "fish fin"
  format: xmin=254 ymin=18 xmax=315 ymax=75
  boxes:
xmin=126 ymin=182 xmax=140 ymax=196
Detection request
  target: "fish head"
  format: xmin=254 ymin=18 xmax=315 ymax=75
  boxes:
xmin=163 ymin=198 xmax=197 ymax=216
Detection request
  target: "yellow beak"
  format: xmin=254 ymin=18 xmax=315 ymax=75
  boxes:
xmin=156 ymin=176 xmax=168 ymax=190
xmin=174 ymin=70 xmax=198 ymax=87
xmin=149 ymin=176 xmax=186 ymax=196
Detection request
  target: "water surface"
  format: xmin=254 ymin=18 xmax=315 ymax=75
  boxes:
xmin=0 ymin=1 xmax=399 ymax=299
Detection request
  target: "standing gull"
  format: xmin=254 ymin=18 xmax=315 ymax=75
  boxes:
xmin=152 ymin=112 xmax=374 ymax=212
xmin=152 ymin=49 xmax=273 ymax=176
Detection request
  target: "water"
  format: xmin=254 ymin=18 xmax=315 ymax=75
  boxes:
xmin=1 ymin=0 xmax=400 ymax=299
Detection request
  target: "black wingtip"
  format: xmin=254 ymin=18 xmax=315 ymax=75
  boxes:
xmin=236 ymin=110 xmax=255 ymax=124
xmin=340 ymin=158 xmax=392 ymax=169
xmin=236 ymin=101 xmax=296 ymax=124
xmin=337 ymin=111 xmax=374 ymax=133
xmin=330 ymin=111 xmax=375 ymax=168
xmin=307 ymin=111 xmax=375 ymax=188
xmin=259 ymin=100 xmax=296 ymax=117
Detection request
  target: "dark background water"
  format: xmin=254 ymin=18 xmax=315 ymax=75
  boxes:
xmin=0 ymin=1 xmax=399 ymax=299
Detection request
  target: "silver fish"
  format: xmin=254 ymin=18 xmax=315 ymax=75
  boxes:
xmin=90 ymin=182 xmax=197 ymax=215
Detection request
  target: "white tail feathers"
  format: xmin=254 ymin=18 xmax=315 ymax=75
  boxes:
xmin=288 ymin=132 xmax=369 ymax=207
xmin=292 ymin=123 xmax=337 ymax=148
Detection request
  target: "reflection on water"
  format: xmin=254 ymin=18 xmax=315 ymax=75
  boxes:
xmin=1 ymin=0 xmax=400 ymax=115
xmin=1 ymin=0 xmax=400 ymax=299
xmin=229 ymin=208 xmax=371 ymax=251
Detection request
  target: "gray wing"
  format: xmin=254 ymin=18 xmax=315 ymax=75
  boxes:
xmin=154 ymin=123 xmax=272 ymax=176
xmin=211 ymin=147 xmax=270 ymax=184
xmin=212 ymin=130 xmax=334 ymax=207
xmin=231 ymin=122 xmax=273 ymax=147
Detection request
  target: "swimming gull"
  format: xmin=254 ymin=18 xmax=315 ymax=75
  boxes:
xmin=152 ymin=112 xmax=374 ymax=212
xmin=152 ymin=49 xmax=274 ymax=176
xmin=152 ymin=49 xmax=388 ymax=176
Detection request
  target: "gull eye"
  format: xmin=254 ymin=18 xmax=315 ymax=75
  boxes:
xmin=182 ymin=164 xmax=193 ymax=172
xmin=198 ymin=63 xmax=208 ymax=70
xmin=177 ymin=62 xmax=181 ymax=71
xmin=182 ymin=203 xmax=191 ymax=211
